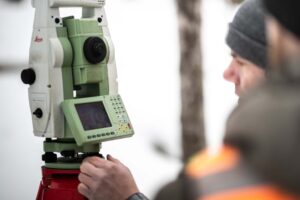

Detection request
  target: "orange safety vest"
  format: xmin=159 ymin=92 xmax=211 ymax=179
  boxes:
xmin=184 ymin=146 xmax=299 ymax=200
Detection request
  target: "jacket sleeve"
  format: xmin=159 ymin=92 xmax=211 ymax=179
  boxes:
xmin=127 ymin=192 xmax=149 ymax=200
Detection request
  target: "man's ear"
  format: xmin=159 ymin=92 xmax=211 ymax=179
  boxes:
xmin=266 ymin=16 xmax=284 ymax=69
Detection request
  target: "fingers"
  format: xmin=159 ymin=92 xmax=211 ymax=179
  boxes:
xmin=78 ymin=155 xmax=138 ymax=200
xmin=107 ymin=154 xmax=120 ymax=164
xmin=78 ymin=183 xmax=91 ymax=199
xmin=78 ymin=172 xmax=93 ymax=187
xmin=83 ymin=156 xmax=107 ymax=168
xmin=80 ymin=161 xmax=99 ymax=178
xmin=84 ymin=155 xmax=119 ymax=169
xmin=79 ymin=156 xmax=119 ymax=199
xmin=83 ymin=154 xmax=121 ymax=166
xmin=79 ymin=163 xmax=103 ymax=197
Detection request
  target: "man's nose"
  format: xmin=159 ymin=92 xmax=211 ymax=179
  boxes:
xmin=223 ymin=63 xmax=236 ymax=82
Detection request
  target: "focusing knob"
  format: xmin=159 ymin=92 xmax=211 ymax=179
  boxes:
xmin=83 ymin=37 xmax=107 ymax=64
xmin=33 ymin=108 xmax=43 ymax=118
xmin=21 ymin=68 xmax=36 ymax=85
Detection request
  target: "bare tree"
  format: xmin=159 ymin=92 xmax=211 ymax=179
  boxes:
xmin=177 ymin=0 xmax=205 ymax=162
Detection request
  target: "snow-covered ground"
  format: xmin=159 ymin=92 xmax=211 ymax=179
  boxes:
xmin=0 ymin=0 xmax=237 ymax=199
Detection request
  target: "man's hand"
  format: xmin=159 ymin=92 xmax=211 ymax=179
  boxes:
xmin=78 ymin=155 xmax=139 ymax=200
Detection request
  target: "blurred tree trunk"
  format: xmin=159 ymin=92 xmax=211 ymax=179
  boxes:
xmin=177 ymin=0 xmax=205 ymax=162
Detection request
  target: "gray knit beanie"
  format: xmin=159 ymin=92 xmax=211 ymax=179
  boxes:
xmin=226 ymin=0 xmax=267 ymax=69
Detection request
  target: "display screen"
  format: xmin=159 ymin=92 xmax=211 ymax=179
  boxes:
xmin=75 ymin=101 xmax=112 ymax=131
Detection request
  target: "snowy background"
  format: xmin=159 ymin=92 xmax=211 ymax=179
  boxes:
xmin=0 ymin=0 xmax=238 ymax=199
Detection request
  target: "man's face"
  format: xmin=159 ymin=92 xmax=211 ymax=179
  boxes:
xmin=223 ymin=52 xmax=266 ymax=96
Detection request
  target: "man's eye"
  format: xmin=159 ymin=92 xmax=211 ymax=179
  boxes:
xmin=237 ymin=60 xmax=244 ymax=66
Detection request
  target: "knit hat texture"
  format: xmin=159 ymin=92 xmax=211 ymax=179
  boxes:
xmin=226 ymin=0 xmax=267 ymax=69
xmin=264 ymin=0 xmax=300 ymax=38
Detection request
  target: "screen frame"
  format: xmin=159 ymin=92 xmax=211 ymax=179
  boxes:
xmin=61 ymin=95 xmax=134 ymax=146
xmin=62 ymin=96 xmax=116 ymax=145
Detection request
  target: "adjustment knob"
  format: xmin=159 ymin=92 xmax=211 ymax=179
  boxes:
xmin=33 ymin=108 xmax=43 ymax=118
xmin=21 ymin=68 xmax=36 ymax=85
xmin=42 ymin=152 xmax=57 ymax=163
xmin=83 ymin=37 xmax=107 ymax=64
